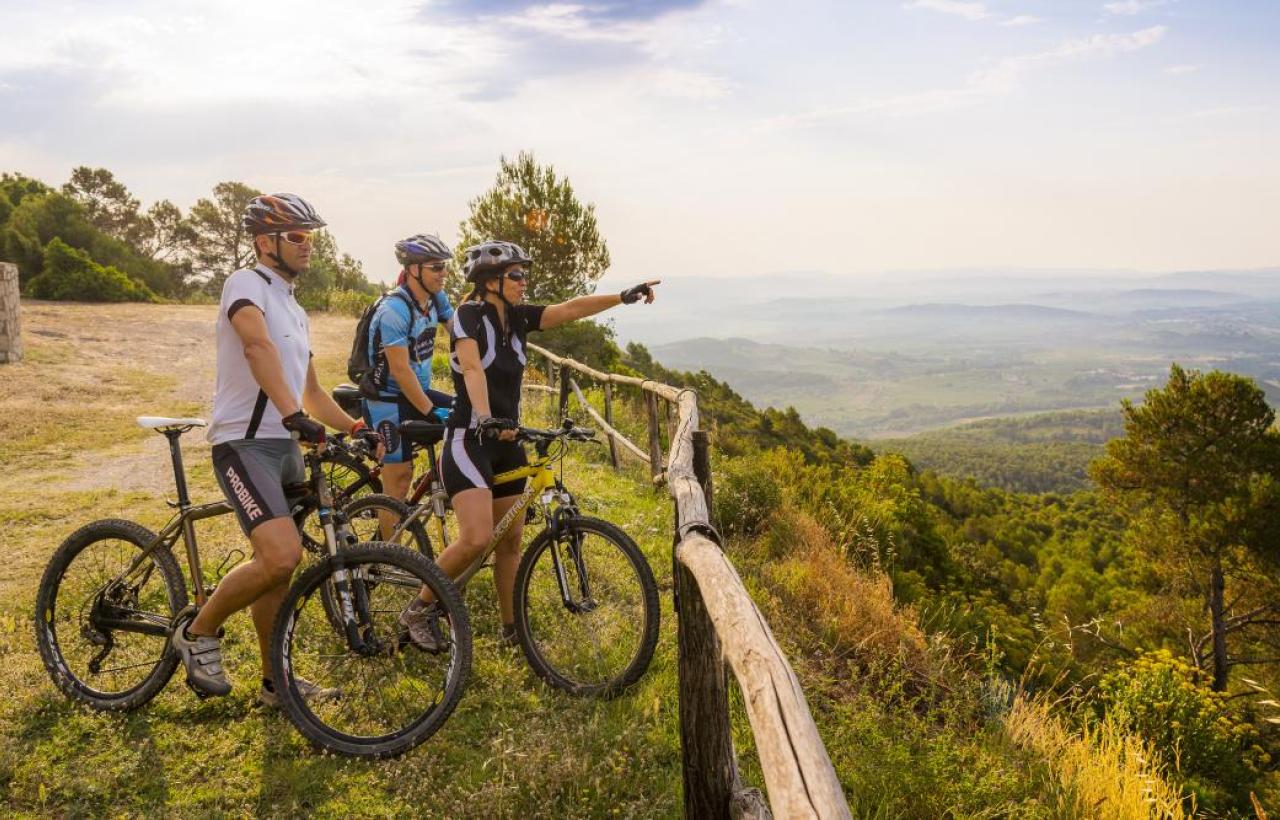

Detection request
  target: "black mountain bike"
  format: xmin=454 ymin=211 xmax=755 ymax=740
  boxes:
xmin=34 ymin=415 xmax=471 ymax=758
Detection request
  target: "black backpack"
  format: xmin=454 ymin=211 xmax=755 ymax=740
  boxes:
xmin=347 ymin=290 xmax=417 ymax=398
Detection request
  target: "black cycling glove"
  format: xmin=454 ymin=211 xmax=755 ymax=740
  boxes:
xmin=476 ymin=415 xmax=517 ymax=441
xmin=620 ymin=282 xmax=654 ymax=305
xmin=353 ymin=427 xmax=383 ymax=453
xmin=282 ymin=410 xmax=326 ymax=445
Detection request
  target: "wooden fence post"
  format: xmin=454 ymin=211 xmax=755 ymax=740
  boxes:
xmin=693 ymin=431 xmax=714 ymax=529
xmin=645 ymin=392 xmax=663 ymax=480
xmin=0 ymin=262 xmax=21 ymax=364
xmin=603 ymin=382 xmax=620 ymax=470
xmin=557 ymin=364 xmax=571 ymax=421
xmin=676 ymin=429 xmax=735 ymax=819
xmin=545 ymin=359 xmax=557 ymax=419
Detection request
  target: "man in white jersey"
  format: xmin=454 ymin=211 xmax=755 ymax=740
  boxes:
xmin=171 ymin=193 xmax=383 ymax=703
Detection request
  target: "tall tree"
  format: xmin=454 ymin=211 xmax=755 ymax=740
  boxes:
xmin=455 ymin=152 xmax=610 ymax=304
xmin=137 ymin=199 xmax=198 ymax=264
xmin=62 ymin=166 xmax=145 ymax=246
xmin=189 ymin=181 xmax=261 ymax=290
xmin=1090 ymin=364 xmax=1280 ymax=690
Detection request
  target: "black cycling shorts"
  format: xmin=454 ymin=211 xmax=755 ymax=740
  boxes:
xmin=211 ymin=438 xmax=305 ymax=535
xmin=440 ymin=428 xmax=528 ymax=499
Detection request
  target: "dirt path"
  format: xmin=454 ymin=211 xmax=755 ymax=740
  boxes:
xmin=6 ymin=301 xmax=357 ymax=496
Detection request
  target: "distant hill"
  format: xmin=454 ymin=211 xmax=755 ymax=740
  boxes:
xmin=870 ymin=409 xmax=1126 ymax=493
xmin=880 ymin=303 xmax=1096 ymax=321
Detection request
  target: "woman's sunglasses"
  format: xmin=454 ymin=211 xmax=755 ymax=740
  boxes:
xmin=277 ymin=230 xmax=314 ymax=246
xmin=505 ymin=269 xmax=528 ymax=282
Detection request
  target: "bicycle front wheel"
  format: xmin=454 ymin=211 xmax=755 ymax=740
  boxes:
xmin=514 ymin=517 xmax=659 ymax=697
xmin=271 ymin=542 xmax=471 ymax=758
xmin=34 ymin=519 xmax=187 ymax=711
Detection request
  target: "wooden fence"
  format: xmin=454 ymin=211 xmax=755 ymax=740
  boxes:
xmin=528 ymin=343 xmax=850 ymax=820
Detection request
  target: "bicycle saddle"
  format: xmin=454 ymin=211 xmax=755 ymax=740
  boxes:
xmin=331 ymin=383 xmax=364 ymax=416
xmin=400 ymin=420 xmax=446 ymax=444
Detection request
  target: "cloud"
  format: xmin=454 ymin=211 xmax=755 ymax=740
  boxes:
xmin=1000 ymin=15 xmax=1042 ymax=27
xmin=1103 ymin=0 xmax=1168 ymax=16
xmin=904 ymin=0 xmax=989 ymax=21
xmin=1164 ymin=63 xmax=1199 ymax=75
xmin=436 ymin=0 xmax=709 ymax=23
xmin=762 ymin=26 xmax=1168 ymax=128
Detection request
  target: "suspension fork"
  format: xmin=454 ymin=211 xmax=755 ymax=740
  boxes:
xmin=308 ymin=448 xmax=372 ymax=653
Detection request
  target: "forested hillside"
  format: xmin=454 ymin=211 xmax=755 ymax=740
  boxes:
xmin=870 ymin=409 xmax=1125 ymax=493
xmin=616 ymin=340 xmax=1280 ymax=815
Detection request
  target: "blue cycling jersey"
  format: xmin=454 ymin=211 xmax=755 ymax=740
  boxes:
xmin=366 ymin=286 xmax=454 ymax=398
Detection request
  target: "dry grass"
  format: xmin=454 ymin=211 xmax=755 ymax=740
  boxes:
xmin=756 ymin=507 xmax=932 ymax=678
xmin=1004 ymin=695 xmax=1191 ymax=819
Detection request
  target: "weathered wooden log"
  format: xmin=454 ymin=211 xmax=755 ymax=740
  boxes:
xmin=665 ymin=390 xmax=709 ymax=533
xmin=676 ymin=534 xmax=851 ymax=819
xmin=0 ymin=262 xmax=22 ymax=364
xmin=566 ymin=378 xmax=650 ymax=464
xmin=528 ymin=342 xmax=682 ymax=402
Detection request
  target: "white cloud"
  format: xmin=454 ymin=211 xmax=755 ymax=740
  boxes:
xmin=904 ymin=0 xmax=989 ymax=22
xmin=1000 ymin=15 xmax=1042 ymax=27
xmin=763 ymin=26 xmax=1168 ymax=127
xmin=1164 ymin=63 xmax=1199 ymax=75
xmin=1104 ymin=0 xmax=1168 ymax=16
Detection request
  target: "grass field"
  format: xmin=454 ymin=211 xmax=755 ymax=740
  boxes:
xmin=0 ymin=302 xmax=1197 ymax=818
xmin=0 ymin=302 xmax=699 ymax=817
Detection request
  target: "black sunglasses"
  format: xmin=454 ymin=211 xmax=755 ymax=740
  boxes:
xmin=504 ymin=270 xmax=528 ymax=282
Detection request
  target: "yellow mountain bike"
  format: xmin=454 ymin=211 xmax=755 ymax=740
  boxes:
xmin=355 ymin=418 xmax=660 ymax=697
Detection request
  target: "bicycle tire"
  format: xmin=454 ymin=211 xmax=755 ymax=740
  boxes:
xmin=342 ymin=494 xmax=434 ymax=558
xmin=323 ymin=448 xmax=382 ymax=502
xmin=514 ymin=516 xmax=659 ymax=697
xmin=271 ymin=542 xmax=471 ymax=758
xmin=34 ymin=519 xmax=187 ymax=711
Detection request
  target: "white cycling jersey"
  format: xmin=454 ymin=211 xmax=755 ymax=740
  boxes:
xmin=208 ymin=264 xmax=311 ymax=445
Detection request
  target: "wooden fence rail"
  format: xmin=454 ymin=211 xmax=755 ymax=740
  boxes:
xmin=528 ymin=343 xmax=850 ymax=820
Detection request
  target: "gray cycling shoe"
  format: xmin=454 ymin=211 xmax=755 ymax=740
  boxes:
xmin=398 ymin=601 xmax=446 ymax=653
xmin=170 ymin=624 xmax=231 ymax=697
xmin=259 ymin=677 xmax=340 ymax=709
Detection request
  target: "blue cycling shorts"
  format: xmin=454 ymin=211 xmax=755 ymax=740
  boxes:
xmin=362 ymin=389 xmax=453 ymax=464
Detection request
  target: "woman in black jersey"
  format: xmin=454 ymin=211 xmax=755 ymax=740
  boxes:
xmin=398 ymin=240 xmax=658 ymax=649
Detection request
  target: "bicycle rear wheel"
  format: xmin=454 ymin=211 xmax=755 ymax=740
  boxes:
xmin=271 ymin=542 xmax=471 ymax=758
xmin=342 ymin=494 xmax=434 ymax=558
xmin=514 ymin=516 xmax=659 ymax=697
xmin=34 ymin=519 xmax=187 ymax=711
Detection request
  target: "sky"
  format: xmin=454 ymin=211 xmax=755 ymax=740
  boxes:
xmin=0 ymin=0 xmax=1277 ymax=288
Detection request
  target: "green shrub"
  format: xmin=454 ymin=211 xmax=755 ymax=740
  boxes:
xmin=26 ymin=238 xmax=156 ymax=302
xmin=1095 ymin=649 xmax=1268 ymax=811
xmin=715 ymin=455 xmax=782 ymax=539
xmin=328 ymin=288 xmax=378 ymax=317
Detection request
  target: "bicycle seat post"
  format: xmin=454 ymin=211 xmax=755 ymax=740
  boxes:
xmin=164 ymin=429 xmax=193 ymax=509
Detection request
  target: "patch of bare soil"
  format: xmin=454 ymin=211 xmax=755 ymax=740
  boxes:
xmin=5 ymin=302 xmax=357 ymax=496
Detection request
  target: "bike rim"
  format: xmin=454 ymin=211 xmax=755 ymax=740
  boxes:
xmin=44 ymin=537 xmax=175 ymax=699
xmin=520 ymin=529 xmax=651 ymax=692
xmin=283 ymin=556 xmax=464 ymax=745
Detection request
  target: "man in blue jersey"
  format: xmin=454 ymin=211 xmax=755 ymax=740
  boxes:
xmin=362 ymin=234 xmax=455 ymax=502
